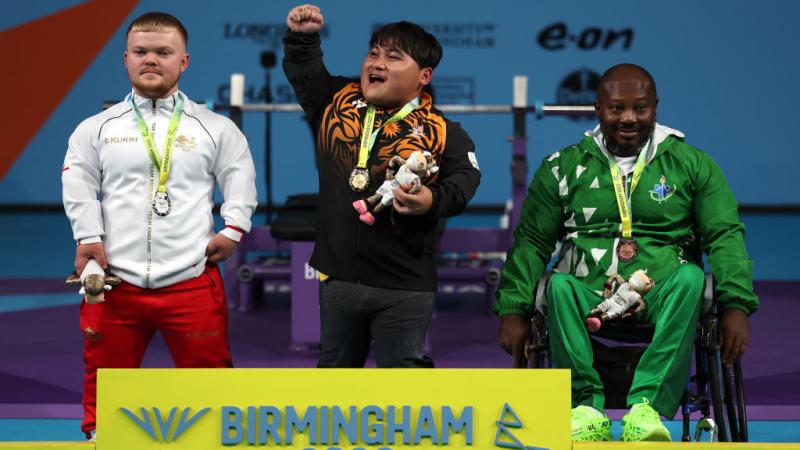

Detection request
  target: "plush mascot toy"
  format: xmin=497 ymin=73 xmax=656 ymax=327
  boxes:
xmin=65 ymin=259 xmax=121 ymax=304
xmin=353 ymin=150 xmax=438 ymax=225
xmin=585 ymin=270 xmax=654 ymax=332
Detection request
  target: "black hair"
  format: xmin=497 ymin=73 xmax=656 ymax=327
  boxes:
xmin=369 ymin=21 xmax=442 ymax=69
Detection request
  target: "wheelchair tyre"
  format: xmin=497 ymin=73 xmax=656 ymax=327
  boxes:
xmin=681 ymin=391 xmax=691 ymax=442
xmin=707 ymin=351 xmax=730 ymax=442
xmin=529 ymin=314 xmax=548 ymax=369
xmin=723 ymin=363 xmax=741 ymax=441
xmin=735 ymin=361 xmax=749 ymax=441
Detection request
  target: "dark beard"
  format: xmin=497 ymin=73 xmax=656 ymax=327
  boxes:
xmin=606 ymin=125 xmax=654 ymax=157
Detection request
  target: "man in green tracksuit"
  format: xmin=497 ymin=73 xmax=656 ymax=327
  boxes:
xmin=493 ymin=64 xmax=758 ymax=442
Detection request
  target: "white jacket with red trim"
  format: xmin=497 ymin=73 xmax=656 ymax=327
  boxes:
xmin=62 ymin=90 xmax=257 ymax=288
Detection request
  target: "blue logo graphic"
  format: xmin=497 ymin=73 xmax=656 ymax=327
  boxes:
xmin=121 ymin=406 xmax=210 ymax=443
xmin=649 ymin=174 xmax=676 ymax=203
xmin=494 ymin=403 xmax=548 ymax=450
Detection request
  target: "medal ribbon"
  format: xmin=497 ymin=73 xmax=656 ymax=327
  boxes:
xmin=607 ymin=149 xmax=647 ymax=239
xmin=356 ymin=98 xmax=419 ymax=169
xmin=128 ymin=93 xmax=185 ymax=194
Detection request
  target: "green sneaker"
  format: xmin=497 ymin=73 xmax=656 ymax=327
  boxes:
xmin=621 ymin=398 xmax=672 ymax=441
xmin=571 ymin=405 xmax=612 ymax=441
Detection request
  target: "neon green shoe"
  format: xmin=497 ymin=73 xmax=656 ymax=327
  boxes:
xmin=571 ymin=405 xmax=612 ymax=441
xmin=621 ymin=398 xmax=672 ymax=441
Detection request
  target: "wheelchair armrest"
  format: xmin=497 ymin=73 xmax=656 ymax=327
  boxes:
xmin=703 ymin=272 xmax=716 ymax=315
xmin=534 ymin=273 xmax=552 ymax=315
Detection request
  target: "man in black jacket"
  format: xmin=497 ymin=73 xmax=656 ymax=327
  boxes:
xmin=283 ymin=4 xmax=480 ymax=367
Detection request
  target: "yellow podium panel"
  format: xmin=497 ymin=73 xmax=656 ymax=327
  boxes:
xmin=97 ymin=368 xmax=570 ymax=450
xmin=574 ymin=444 xmax=800 ymax=450
xmin=0 ymin=445 xmax=93 ymax=450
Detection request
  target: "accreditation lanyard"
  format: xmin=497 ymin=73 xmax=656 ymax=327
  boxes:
xmin=128 ymin=94 xmax=185 ymax=194
xmin=356 ymin=98 xmax=419 ymax=169
xmin=607 ymin=149 xmax=648 ymax=239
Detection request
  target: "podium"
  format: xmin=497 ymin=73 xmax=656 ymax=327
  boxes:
xmin=96 ymin=368 xmax=570 ymax=450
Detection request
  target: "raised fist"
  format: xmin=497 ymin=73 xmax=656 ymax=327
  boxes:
xmin=287 ymin=4 xmax=324 ymax=34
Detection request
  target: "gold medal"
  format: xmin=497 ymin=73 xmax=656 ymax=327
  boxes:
xmin=617 ymin=239 xmax=638 ymax=262
xmin=351 ymin=100 xmax=418 ymax=193
xmin=349 ymin=168 xmax=370 ymax=192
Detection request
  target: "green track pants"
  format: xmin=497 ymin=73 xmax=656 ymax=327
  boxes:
xmin=546 ymin=263 xmax=704 ymax=418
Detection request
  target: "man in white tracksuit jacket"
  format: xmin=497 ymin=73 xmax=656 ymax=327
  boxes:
xmin=61 ymin=12 xmax=257 ymax=440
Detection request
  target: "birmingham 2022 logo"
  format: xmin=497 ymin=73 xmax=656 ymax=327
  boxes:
xmin=494 ymin=403 xmax=548 ymax=450
xmin=121 ymin=403 xmax=548 ymax=449
xmin=121 ymin=407 xmax=210 ymax=443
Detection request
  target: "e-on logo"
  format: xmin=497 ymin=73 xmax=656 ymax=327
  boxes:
xmin=537 ymin=22 xmax=633 ymax=51
xmin=121 ymin=406 xmax=210 ymax=443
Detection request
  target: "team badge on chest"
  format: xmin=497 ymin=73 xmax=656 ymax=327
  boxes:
xmin=175 ymin=135 xmax=196 ymax=151
xmin=650 ymin=175 xmax=676 ymax=203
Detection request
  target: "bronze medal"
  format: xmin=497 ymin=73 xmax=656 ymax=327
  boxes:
xmin=617 ymin=239 xmax=638 ymax=262
xmin=349 ymin=168 xmax=370 ymax=192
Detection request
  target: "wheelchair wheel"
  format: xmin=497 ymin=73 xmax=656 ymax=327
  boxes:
xmin=722 ymin=363 xmax=741 ymax=441
xmin=734 ymin=361 xmax=749 ymax=441
xmin=707 ymin=350 xmax=730 ymax=441
xmin=528 ymin=314 xmax=549 ymax=368
xmin=709 ymin=357 xmax=752 ymax=442
xmin=715 ymin=360 xmax=749 ymax=442
xmin=681 ymin=391 xmax=691 ymax=442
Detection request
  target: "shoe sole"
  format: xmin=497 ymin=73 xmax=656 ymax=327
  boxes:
xmin=572 ymin=436 xmax=612 ymax=442
xmin=622 ymin=429 xmax=672 ymax=442
xmin=642 ymin=429 xmax=672 ymax=441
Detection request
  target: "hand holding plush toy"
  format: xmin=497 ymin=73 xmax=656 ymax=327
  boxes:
xmin=585 ymin=270 xmax=654 ymax=332
xmin=65 ymin=259 xmax=121 ymax=304
xmin=353 ymin=150 xmax=438 ymax=225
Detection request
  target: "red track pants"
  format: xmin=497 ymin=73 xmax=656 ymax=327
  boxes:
xmin=79 ymin=265 xmax=232 ymax=438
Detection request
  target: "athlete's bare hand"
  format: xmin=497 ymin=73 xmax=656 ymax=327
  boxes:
xmin=205 ymin=233 xmax=238 ymax=264
xmin=75 ymin=243 xmax=107 ymax=274
xmin=719 ymin=308 xmax=750 ymax=366
xmin=287 ymin=4 xmax=324 ymax=34
xmin=499 ymin=314 xmax=531 ymax=368
xmin=393 ymin=185 xmax=433 ymax=216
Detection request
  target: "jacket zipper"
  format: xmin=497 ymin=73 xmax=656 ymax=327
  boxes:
xmin=143 ymin=99 xmax=158 ymax=288
xmin=355 ymin=202 xmax=362 ymax=284
xmin=354 ymin=111 xmax=386 ymax=285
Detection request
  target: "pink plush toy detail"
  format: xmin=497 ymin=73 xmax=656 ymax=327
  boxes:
xmin=353 ymin=150 xmax=438 ymax=225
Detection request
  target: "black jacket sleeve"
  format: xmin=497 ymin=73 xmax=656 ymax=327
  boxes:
xmin=427 ymin=121 xmax=481 ymax=218
xmin=282 ymin=30 xmax=350 ymax=126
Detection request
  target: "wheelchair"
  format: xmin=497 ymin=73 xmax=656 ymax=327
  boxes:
xmin=526 ymin=272 xmax=748 ymax=442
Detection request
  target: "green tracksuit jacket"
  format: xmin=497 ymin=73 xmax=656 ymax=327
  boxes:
xmin=494 ymin=124 xmax=758 ymax=316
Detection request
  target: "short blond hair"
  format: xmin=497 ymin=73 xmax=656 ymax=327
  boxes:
xmin=126 ymin=12 xmax=188 ymax=47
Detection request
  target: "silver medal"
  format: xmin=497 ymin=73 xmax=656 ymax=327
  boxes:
xmin=152 ymin=191 xmax=171 ymax=217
